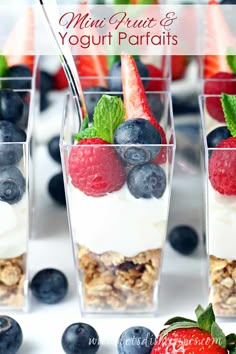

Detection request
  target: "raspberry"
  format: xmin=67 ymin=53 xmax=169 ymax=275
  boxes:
xmin=209 ymin=137 xmax=236 ymax=195
xmin=204 ymin=72 xmax=236 ymax=122
xmin=68 ymin=138 xmax=126 ymax=197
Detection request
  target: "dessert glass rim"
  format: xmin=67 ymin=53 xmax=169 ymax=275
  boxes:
xmin=60 ymin=90 xmax=176 ymax=149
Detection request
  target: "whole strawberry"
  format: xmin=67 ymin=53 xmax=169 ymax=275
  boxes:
xmin=204 ymin=72 xmax=236 ymax=122
xmin=69 ymin=138 xmax=126 ymax=197
xmin=151 ymin=304 xmax=236 ymax=354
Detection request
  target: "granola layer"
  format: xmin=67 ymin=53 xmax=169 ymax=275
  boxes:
xmin=78 ymin=246 xmax=162 ymax=311
xmin=210 ymin=255 xmax=236 ymax=316
xmin=0 ymin=255 xmax=26 ymax=307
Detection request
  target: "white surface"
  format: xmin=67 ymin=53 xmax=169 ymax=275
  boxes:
xmin=4 ymin=143 xmax=234 ymax=354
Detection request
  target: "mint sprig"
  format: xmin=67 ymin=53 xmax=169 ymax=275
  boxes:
xmin=0 ymin=55 xmax=8 ymax=79
xmin=221 ymin=93 xmax=236 ymax=137
xmin=74 ymin=95 xmax=125 ymax=143
xmin=226 ymin=48 xmax=236 ymax=74
xmin=93 ymin=95 xmax=124 ymax=143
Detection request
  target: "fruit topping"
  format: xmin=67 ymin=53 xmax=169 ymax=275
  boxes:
xmin=147 ymin=94 xmax=164 ymax=123
xmin=151 ymin=304 xmax=234 ymax=354
xmin=61 ymin=322 xmax=99 ymax=354
xmin=127 ymin=163 xmax=166 ymax=199
xmin=3 ymin=65 xmax=31 ymax=95
xmin=209 ymin=137 xmax=236 ymax=195
xmin=76 ymin=54 xmax=108 ymax=89
xmin=39 ymin=70 xmax=54 ymax=112
xmin=207 ymin=126 xmax=231 ymax=150
xmin=121 ymin=53 xmax=167 ymax=164
xmin=168 ymin=225 xmax=199 ymax=255
xmin=69 ymin=138 xmax=126 ymax=197
xmin=48 ymin=135 xmax=61 ymax=164
xmin=84 ymin=86 xmax=108 ymax=123
xmin=0 ymin=315 xmax=23 ymax=354
xmin=0 ymin=121 xmax=26 ymax=166
xmin=145 ymin=63 xmax=165 ymax=92
xmin=108 ymin=59 xmax=149 ymax=93
xmin=118 ymin=326 xmax=156 ymax=354
xmin=114 ymin=119 xmax=161 ymax=165
xmin=0 ymin=89 xmax=24 ymax=123
xmin=48 ymin=173 xmax=66 ymax=206
xmin=30 ymin=268 xmax=68 ymax=304
xmin=204 ymin=72 xmax=236 ymax=122
xmin=171 ymin=55 xmax=188 ymax=81
xmin=53 ymin=65 xmax=68 ymax=90
xmin=0 ymin=166 xmax=25 ymax=204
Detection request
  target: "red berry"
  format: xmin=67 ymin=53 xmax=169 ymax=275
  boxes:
xmin=152 ymin=328 xmax=227 ymax=354
xmin=145 ymin=64 xmax=166 ymax=92
xmin=68 ymin=138 xmax=126 ymax=197
xmin=204 ymin=72 xmax=236 ymax=122
xmin=171 ymin=55 xmax=188 ymax=81
xmin=209 ymin=137 xmax=236 ymax=195
xmin=53 ymin=66 xmax=68 ymax=90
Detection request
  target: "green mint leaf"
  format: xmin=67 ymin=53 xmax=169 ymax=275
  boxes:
xmin=195 ymin=305 xmax=205 ymax=320
xmin=161 ymin=322 xmax=199 ymax=338
xmin=108 ymin=55 xmax=120 ymax=69
xmin=81 ymin=115 xmax=89 ymax=131
xmin=164 ymin=317 xmax=196 ymax=326
xmin=93 ymin=95 xmax=125 ymax=143
xmin=229 ymin=348 xmax=236 ymax=354
xmin=211 ymin=322 xmax=227 ymax=349
xmin=197 ymin=303 xmax=215 ymax=333
xmin=74 ymin=127 xmax=98 ymax=142
xmin=221 ymin=93 xmax=236 ymax=137
xmin=227 ymin=334 xmax=236 ymax=350
xmin=0 ymin=55 xmax=8 ymax=77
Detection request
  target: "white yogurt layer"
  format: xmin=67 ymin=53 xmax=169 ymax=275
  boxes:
xmin=208 ymin=183 xmax=236 ymax=260
xmin=68 ymin=183 xmax=169 ymax=257
xmin=0 ymin=195 xmax=28 ymax=259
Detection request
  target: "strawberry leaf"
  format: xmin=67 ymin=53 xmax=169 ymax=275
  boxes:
xmin=197 ymin=303 xmax=215 ymax=333
xmin=164 ymin=317 xmax=196 ymax=326
xmin=195 ymin=304 xmax=205 ymax=320
xmin=74 ymin=127 xmax=98 ymax=142
xmin=211 ymin=322 xmax=227 ymax=349
xmin=161 ymin=322 xmax=199 ymax=338
xmin=221 ymin=93 xmax=236 ymax=137
xmin=0 ymin=55 xmax=8 ymax=78
xmin=227 ymin=334 xmax=236 ymax=350
xmin=93 ymin=95 xmax=125 ymax=143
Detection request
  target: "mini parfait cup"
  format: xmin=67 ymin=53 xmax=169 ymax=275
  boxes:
xmin=199 ymin=94 xmax=236 ymax=317
xmin=60 ymin=81 xmax=175 ymax=316
xmin=0 ymin=58 xmax=38 ymax=311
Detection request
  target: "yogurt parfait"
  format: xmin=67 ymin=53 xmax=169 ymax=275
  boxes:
xmin=61 ymin=54 xmax=175 ymax=314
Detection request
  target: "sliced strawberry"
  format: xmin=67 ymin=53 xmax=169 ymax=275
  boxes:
xmin=3 ymin=7 xmax=35 ymax=73
xmin=121 ymin=53 xmax=167 ymax=164
xmin=53 ymin=66 xmax=68 ymax=90
xmin=203 ymin=0 xmax=234 ymax=78
xmin=75 ymin=55 xmax=108 ymax=89
xmin=171 ymin=55 xmax=188 ymax=80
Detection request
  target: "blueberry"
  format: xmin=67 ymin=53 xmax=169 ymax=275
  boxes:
xmin=84 ymin=86 xmax=108 ymax=123
xmin=0 ymin=121 xmax=26 ymax=166
xmin=168 ymin=225 xmax=199 ymax=255
xmin=3 ymin=65 xmax=31 ymax=96
xmin=18 ymin=101 xmax=29 ymax=130
xmin=40 ymin=70 xmax=54 ymax=93
xmin=0 ymin=166 xmax=25 ymax=204
xmin=207 ymin=126 xmax=231 ymax=149
xmin=31 ymin=268 xmax=68 ymax=304
xmin=118 ymin=326 xmax=155 ymax=354
xmin=62 ymin=323 xmax=99 ymax=354
xmin=48 ymin=135 xmax=61 ymax=164
xmin=114 ymin=119 xmax=161 ymax=165
xmin=48 ymin=173 xmax=66 ymax=206
xmin=147 ymin=94 xmax=164 ymax=123
xmin=0 ymin=315 xmax=23 ymax=354
xmin=220 ymin=0 xmax=236 ymax=3
xmin=172 ymin=94 xmax=199 ymax=116
xmin=40 ymin=93 xmax=50 ymax=112
xmin=127 ymin=163 xmax=166 ymax=199
xmin=0 ymin=90 xmax=24 ymax=123
xmin=108 ymin=60 xmax=149 ymax=92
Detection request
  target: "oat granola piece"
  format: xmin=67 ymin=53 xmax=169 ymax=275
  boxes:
xmin=210 ymin=255 xmax=236 ymax=316
xmin=78 ymin=246 xmax=162 ymax=311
